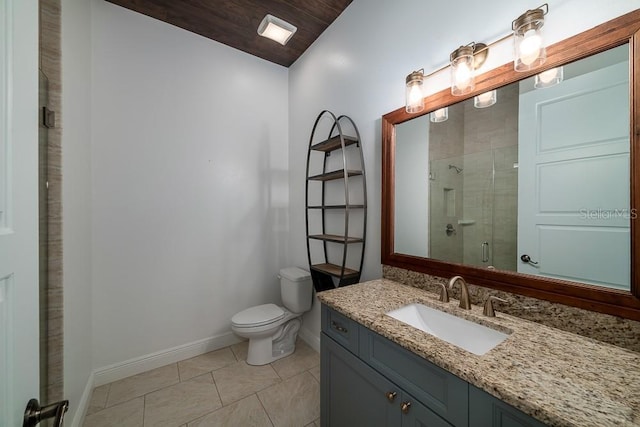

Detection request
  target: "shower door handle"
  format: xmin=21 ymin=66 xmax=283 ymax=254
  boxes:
xmin=481 ymin=242 xmax=489 ymax=263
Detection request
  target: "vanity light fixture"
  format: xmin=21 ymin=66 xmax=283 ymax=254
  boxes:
xmin=406 ymin=69 xmax=425 ymax=113
xmin=534 ymin=66 xmax=563 ymax=88
xmin=404 ymin=4 xmax=551 ymax=109
xmin=257 ymin=14 xmax=297 ymax=45
xmin=450 ymin=42 xmax=489 ymax=96
xmin=513 ymin=4 xmax=548 ymax=71
xmin=430 ymin=107 xmax=449 ymax=123
xmin=474 ymin=90 xmax=497 ymax=108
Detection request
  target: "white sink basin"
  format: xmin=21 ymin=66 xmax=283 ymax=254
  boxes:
xmin=386 ymin=303 xmax=509 ymax=355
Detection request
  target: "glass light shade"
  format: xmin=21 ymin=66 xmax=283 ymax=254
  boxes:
xmin=430 ymin=107 xmax=448 ymax=123
xmin=534 ymin=66 xmax=563 ymax=88
xmin=451 ymin=46 xmax=475 ymax=96
xmin=257 ymin=14 xmax=297 ymax=45
xmin=513 ymin=8 xmax=546 ymax=71
xmin=405 ymin=71 xmax=425 ymax=113
xmin=474 ymin=90 xmax=497 ymax=108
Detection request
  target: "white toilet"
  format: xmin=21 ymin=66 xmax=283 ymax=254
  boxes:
xmin=231 ymin=267 xmax=313 ymax=365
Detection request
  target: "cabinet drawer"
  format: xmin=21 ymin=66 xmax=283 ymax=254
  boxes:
xmin=321 ymin=305 xmax=359 ymax=354
xmin=360 ymin=327 xmax=469 ymax=427
xmin=469 ymin=385 xmax=548 ymax=427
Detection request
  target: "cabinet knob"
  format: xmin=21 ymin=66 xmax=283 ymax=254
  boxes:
xmin=401 ymin=401 xmax=411 ymax=414
xmin=385 ymin=391 xmax=397 ymax=402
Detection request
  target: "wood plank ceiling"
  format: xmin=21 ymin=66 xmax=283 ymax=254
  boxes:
xmin=104 ymin=0 xmax=353 ymax=67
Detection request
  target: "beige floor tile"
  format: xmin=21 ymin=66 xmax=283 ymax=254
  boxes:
xmin=143 ymin=373 xmax=222 ymax=427
xmin=83 ymin=397 xmax=144 ymax=427
xmin=178 ymin=347 xmax=237 ymax=381
xmin=258 ymin=371 xmax=320 ymax=427
xmin=212 ymin=361 xmax=281 ymax=405
xmin=314 ymin=420 xmax=320 ymax=427
xmin=188 ymin=394 xmax=273 ymax=427
xmin=230 ymin=341 xmax=248 ymax=361
xmin=270 ymin=341 xmax=319 ymax=379
xmin=86 ymin=384 xmax=110 ymax=415
xmin=106 ymin=364 xmax=179 ymax=407
xmin=308 ymin=365 xmax=320 ymax=383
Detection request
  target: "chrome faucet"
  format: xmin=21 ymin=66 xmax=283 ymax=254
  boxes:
xmin=448 ymin=276 xmax=471 ymax=309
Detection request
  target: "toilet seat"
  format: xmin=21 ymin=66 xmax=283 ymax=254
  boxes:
xmin=231 ymin=303 xmax=285 ymax=328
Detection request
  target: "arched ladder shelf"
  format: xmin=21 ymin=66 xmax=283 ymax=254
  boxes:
xmin=305 ymin=111 xmax=367 ymax=292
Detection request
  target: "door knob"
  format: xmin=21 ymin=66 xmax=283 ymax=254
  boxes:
xmin=401 ymin=401 xmax=411 ymax=414
xmin=23 ymin=398 xmax=69 ymax=427
xmin=385 ymin=391 xmax=397 ymax=402
xmin=520 ymin=254 xmax=539 ymax=266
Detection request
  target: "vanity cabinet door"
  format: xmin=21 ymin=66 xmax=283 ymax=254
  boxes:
xmin=359 ymin=327 xmax=469 ymax=426
xmin=469 ymin=385 xmax=548 ymax=427
xmin=321 ymin=332 xmax=401 ymax=427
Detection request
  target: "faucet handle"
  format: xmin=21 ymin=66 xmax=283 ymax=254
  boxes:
xmin=437 ymin=283 xmax=449 ymax=303
xmin=483 ymin=296 xmax=507 ymax=317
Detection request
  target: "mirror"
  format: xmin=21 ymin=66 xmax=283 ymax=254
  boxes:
xmin=382 ymin=10 xmax=640 ymax=320
xmin=395 ymin=45 xmax=630 ymax=291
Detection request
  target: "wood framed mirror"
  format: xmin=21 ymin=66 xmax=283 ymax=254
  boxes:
xmin=382 ymin=10 xmax=640 ymax=320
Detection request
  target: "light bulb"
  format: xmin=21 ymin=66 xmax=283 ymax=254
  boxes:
xmin=538 ymin=68 xmax=558 ymax=83
xmin=408 ymin=83 xmax=422 ymax=105
xmin=534 ymin=66 xmax=563 ymax=89
xmin=431 ymin=107 xmax=448 ymax=123
xmin=477 ymin=92 xmax=493 ymax=103
xmin=474 ymin=90 xmax=497 ymax=108
xmin=455 ymin=62 xmax=472 ymax=87
xmin=519 ymin=29 xmax=542 ymax=66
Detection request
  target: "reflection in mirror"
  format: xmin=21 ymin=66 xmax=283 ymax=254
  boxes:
xmin=394 ymin=44 xmax=630 ymax=291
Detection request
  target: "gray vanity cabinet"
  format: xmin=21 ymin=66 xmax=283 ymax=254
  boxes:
xmin=321 ymin=332 xmax=451 ymax=427
xmin=321 ymin=304 xmax=550 ymax=427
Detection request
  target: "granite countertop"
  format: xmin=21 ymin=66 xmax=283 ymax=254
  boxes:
xmin=317 ymin=279 xmax=640 ymax=427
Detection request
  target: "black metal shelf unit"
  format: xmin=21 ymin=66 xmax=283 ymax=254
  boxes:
xmin=305 ymin=110 xmax=367 ymax=292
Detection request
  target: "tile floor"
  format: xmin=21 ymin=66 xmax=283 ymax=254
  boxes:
xmin=83 ymin=340 xmax=321 ymax=427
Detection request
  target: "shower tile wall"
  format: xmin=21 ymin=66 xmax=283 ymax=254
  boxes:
xmin=429 ymin=85 xmax=518 ymax=270
xmin=429 ymin=103 xmax=464 ymax=263
xmin=463 ymin=84 xmax=518 ymax=270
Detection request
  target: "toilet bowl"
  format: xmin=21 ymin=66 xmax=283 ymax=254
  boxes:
xmin=231 ymin=267 xmax=312 ymax=365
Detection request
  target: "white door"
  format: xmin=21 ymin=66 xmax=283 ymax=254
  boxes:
xmin=518 ymin=54 xmax=630 ymax=289
xmin=0 ymin=0 xmax=40 ymax=425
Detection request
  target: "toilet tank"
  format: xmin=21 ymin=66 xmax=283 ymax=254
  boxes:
xmin=279 ymin=267 xmax=313 ymax=313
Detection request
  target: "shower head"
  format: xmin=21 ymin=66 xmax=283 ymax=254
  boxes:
xmin=448 ymin=164 xmax=463 ymax=174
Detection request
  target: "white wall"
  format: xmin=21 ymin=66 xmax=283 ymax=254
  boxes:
xmin=62 ymin=0 xmax=93 ymax=423
xmin=90 ymin=1 xmax=289 ymax=369
xmin=289 ymin=0 xmax=640 ymax=341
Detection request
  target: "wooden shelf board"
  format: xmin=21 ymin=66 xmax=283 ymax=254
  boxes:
xmin=308 ymin=234 xmax=364 ymax=243
xmin=308 ymin=170 xmax=362 ymax=181
xmin=310 ymin=135 xmax=358 ymax=153
xmin=311 ymin=263 xmax=360 ymax=278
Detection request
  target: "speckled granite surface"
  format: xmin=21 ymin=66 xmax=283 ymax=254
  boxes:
xmin=384 ymin=266 xmax=640 ymax=353
xmin=317 ymin=279 xmax=640 ymax=427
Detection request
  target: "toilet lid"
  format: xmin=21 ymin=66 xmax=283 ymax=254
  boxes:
xmin=232 ymin=304 xmax=285 ymax=327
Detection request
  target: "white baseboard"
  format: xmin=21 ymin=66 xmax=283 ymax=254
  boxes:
xmin=69 ymin=371 xmax=95 ymax=427
xmin=93 ymin=331 xmax=243 ymax=387
xmin=298 ymin=326 xmax=320 ymax=353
